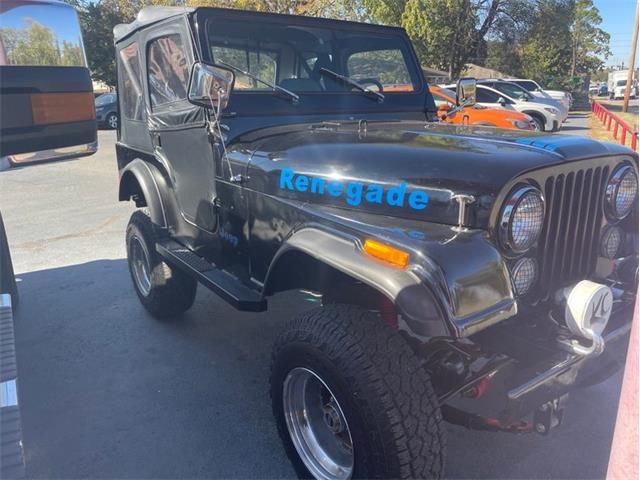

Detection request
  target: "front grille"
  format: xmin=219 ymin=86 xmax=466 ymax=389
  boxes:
xmin=537 ymin=166 xmax=610 ymax=293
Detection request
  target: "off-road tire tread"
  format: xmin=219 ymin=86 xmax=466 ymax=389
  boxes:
xmin=126 ymin=210 xmax=196 ymax=318
xmin=271 ymin=304 xmax=445 ymax=479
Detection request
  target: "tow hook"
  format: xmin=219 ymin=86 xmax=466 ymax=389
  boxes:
xmin=533 ymin=394 xmax=568 ymax=435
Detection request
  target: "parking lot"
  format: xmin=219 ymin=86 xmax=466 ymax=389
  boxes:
xmin=0 ymin=129 xmax=625 ymax=479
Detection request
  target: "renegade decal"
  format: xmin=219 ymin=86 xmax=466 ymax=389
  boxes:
xmin=279 ymin=168 xmax=429 ymax=210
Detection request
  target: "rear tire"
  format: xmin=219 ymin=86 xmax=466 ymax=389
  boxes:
xmin=270 ymin=304 xmax=446 ymax=479
xmin=126 ymin=210 xmax=197 ymax=318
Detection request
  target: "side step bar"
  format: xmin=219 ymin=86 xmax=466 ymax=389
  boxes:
xmin=156 ymin=241 xmax=267 ymax=312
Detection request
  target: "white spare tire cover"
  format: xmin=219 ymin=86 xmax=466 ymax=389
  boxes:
xmin=564 ymin=280 xmax=613 ymax=339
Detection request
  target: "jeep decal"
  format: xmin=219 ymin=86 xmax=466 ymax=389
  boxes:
xmin=279 ymin=168 xmax=430 ymax=210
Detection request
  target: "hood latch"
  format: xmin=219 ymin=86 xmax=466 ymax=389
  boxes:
xmin=452 ymin=194 xmax=475 ymax=232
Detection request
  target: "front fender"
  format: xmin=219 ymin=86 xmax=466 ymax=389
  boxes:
xmin=263 ymin=217 xmax=516 ymax=339
xmin=264 ymin=226 xmax=450 ymax=338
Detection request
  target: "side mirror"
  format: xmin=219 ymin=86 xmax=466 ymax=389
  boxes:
xmin=497 ymin=97 xmax=506 ymax=106
xmin=456 ymin=77 xmax=476 ymax=106
xmin=187 ymin=62 xmax=235 ymax=111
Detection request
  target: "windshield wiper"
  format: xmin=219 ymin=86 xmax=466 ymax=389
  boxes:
xmin=319 ymin=68 xmax=385 ymax=103
xmin=217 ymin=60 xmax=299 ymax=104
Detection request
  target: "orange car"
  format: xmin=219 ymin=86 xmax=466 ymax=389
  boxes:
xmin=428 ymin=86 xmax=535 ymax=130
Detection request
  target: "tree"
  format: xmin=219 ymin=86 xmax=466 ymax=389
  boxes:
xmin=517 ymin=0 xmax=574 ymax=87
xmin=361 ymin=0 xmax=518 ymax=79
xmin=61 ymin=40 xmax=85 ymax=66
xmin=1 ymin=20 xmax=61 ymax=66
xmin=570 ymin=0 xmax=610 ymax=77
xmin=67 ymin=0 xmax=146 ymax=85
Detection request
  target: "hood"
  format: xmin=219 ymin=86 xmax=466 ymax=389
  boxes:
xmin=240 ymin=121 xmax=634 ymax=229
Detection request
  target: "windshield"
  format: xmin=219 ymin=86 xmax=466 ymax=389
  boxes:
xmin=491 ymin=82 xmax=533 ymax=100
xmin=206 ymin=19 xmax=419 ymax=94
xmin=616 ymin=80 xmax=628 ymax=87
xmin=95 ymin=93 xmax=116 ymax=106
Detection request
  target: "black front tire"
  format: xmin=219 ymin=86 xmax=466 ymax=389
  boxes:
xmin=126 ymin=210 xmax=197 ymax=318
xmin=270 ymin=304 xmax=446 ymax=479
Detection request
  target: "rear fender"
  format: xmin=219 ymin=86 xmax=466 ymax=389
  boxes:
xmin=118 ymin=158 xmax=172 ymax=228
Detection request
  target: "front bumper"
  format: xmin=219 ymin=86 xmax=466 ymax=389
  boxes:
xmin=470 ymin=301 xmax=633 ymax=424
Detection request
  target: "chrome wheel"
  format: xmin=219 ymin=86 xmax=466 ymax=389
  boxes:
xmin=107 ymin=113 xmax=118 ymax=129
xmin=130 ymin=234 xmax=151 ymax=296
xmin=283 ymin=367 xmax=354 ymax=480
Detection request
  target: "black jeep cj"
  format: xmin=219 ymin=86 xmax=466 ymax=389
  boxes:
xmin=114 ymin=7 xmax=638 ymax=479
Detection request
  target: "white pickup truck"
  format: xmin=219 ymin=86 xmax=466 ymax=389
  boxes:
xmin=608 ymin=70 xmax=638 ymax=100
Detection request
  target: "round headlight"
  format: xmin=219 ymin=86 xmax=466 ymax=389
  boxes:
xmin=499 ymin=186 xmax=545 ymax=253
xmin=601 ymin=225 xmax=624 ymax=259
xmin=606 ymin=165 xmax=638 ymax=220
xmin=511 ymin=257 xmax=538 ymax=296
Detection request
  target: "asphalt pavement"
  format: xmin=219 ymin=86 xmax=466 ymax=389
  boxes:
xmin=0 ymin=129 xmax=624 ymax=479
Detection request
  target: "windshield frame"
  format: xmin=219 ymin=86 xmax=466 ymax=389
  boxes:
xmin=193 ymin=8 xmax=430 ymax=116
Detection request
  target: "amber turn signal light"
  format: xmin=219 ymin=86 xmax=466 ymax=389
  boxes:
xmin=363 ymin=239 xmax=409 ymax=268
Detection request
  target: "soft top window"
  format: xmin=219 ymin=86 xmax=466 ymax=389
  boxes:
xmin=118 ymin=42 xmax=144 ymax=121
xmin=206 ymin=19 xmax=419 ymax=94
xmin=147 ymin=33 xmax=189 ymax=108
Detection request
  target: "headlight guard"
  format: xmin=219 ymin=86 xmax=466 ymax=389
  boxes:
xmin=605 ymin=165 xmax=638 ymax=221
xmin=499 ymin=185 xmax=545 ymax=254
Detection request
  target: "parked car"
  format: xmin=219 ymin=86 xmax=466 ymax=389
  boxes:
xmin=446 ymin=83 xmax=562 ymax=131
xmin=95 ymin=93 xmax=119 ymax=129
xmin=115 ymin=6 xmax=636 ymax=479
xmin=428 ymin=85 xmax=535 ymax=130
xmin=478 ymin=80 xmax=568 ymax=122
xmin=504 ymin=78 xmax=572 ymax=110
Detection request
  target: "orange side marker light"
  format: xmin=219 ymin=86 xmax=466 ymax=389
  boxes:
xmin=363 ymin=239 xmax=409 ymax=268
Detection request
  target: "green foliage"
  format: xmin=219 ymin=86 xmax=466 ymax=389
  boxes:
xmin=570 ymin=0 xmax=611 ymax=76
xmin=66 ymin=0 xmax=146 ymax=85
xmin=0 ymin=19 xmax=84 ymax=66
xmin=518 ymin=0 xmax=573 ymax=83
xmin=70 ymin=0 xmax=612 ymax=90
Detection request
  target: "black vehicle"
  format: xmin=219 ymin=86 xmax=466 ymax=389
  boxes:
xmin=114 ymin=7 xmax=637 ymax=479
xmin=95 ymin=93 xmax=119 ymax=129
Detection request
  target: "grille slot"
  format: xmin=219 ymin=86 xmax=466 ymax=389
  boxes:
xmin=538 ymin=166 xmax=609 ymax=293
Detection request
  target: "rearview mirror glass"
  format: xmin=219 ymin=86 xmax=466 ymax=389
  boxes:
xmin=188 ymin=62 xmax=235 ymax=111
xmin=456 ymin=77 xmax=477 ymax=106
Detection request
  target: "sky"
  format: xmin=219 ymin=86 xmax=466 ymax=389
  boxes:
xmin=594 ymin=0 xmax=639 ymax=67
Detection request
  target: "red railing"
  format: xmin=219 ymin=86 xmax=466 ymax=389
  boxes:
xmin=592 ymin=101 xmax=638 ymax=150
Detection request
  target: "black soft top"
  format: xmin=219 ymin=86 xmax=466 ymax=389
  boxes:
xmin=113 ymin=6 xmax=406 ymax=44
xmin=113 ymin=6 xmax=194 ymax=43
